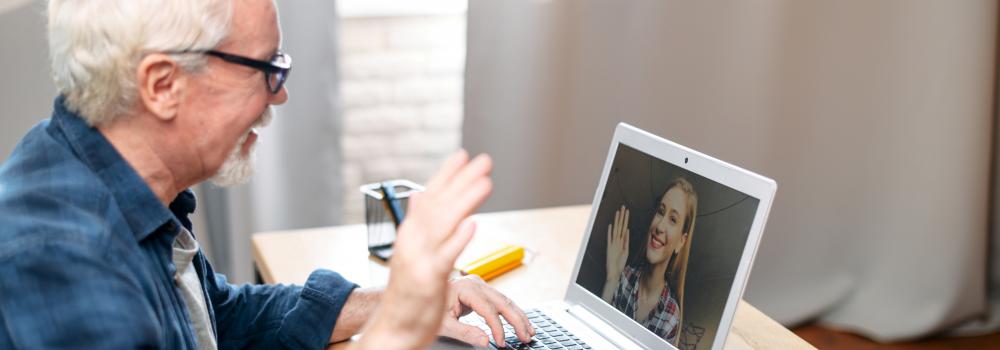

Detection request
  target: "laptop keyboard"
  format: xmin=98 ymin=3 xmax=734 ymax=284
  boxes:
xmin=466 ymin=308 xmax=593 ymax=350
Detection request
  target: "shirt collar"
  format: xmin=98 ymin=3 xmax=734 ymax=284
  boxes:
xmin=49 ymin=96 xmax=189 ymax=241
xmin=170 ymin=188 xmax=197 ymax=232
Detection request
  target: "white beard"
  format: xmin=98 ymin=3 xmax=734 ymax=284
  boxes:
xmin=209 ymin=107 xmax=274 ymax=187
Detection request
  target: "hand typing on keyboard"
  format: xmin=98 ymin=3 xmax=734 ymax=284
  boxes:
xmin=439 ymin=275 xmax=536 ymax=347
xmin=465 ymin=309 xmax=592 ymax=350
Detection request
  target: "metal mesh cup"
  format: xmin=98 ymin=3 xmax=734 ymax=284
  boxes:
xmin=360 ymin=179 xmax=425 ymax=261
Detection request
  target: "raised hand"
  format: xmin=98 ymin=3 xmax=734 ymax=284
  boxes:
xmin=352 ymin=150 xmax=493 ymax=350
xmin=602 ymin=205 xmax=630 ymax=302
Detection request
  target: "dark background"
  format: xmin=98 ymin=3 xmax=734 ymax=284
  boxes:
xmin=575 ymin=144 xmax=759 ymax=349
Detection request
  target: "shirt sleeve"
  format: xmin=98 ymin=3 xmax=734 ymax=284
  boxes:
xmin=610 ymin=265 xmax=634 ymax=311
xmin=202 ymin=256 xmax=358 ymax=350
xmin=0 ymin=239 xmax=161 ymax=348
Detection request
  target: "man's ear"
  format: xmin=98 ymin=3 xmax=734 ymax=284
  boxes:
xmin=136 ymin=53 xmax=183 ymax=121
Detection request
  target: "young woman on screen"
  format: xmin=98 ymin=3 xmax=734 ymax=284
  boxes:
xmin=601 ymin=177 xmax=698 ymax=345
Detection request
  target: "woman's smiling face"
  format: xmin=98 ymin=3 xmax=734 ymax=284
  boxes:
xmin=647 ymin=187 xmax=689 ymax=265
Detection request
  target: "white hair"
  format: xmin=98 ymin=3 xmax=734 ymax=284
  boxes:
xmin=47 ymin=0 xmax=233 ymax=126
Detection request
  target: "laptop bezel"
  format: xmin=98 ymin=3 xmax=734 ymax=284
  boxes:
xmin=563 ymin=122 xmax=777 ymax=350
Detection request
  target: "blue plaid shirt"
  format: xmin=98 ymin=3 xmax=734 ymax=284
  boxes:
xmin=0 ymin=97 xmax=358 ymax=349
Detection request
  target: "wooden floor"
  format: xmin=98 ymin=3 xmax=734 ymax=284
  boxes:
xmin=793 ymin=323 xmax=1000 ymax=350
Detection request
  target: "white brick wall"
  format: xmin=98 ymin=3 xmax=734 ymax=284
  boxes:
xmin=338 ymin=14 xmax=466 ymax=223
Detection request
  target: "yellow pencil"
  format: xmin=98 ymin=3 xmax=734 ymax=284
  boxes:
xmin=461 ymin=244 xmax=524 ymax=281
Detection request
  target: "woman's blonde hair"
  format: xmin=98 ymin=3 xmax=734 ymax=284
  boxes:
xmin=665 ymin=177 xmax=696 ymax=341
xmin=47 ymin=0 xmax=234 ymax=125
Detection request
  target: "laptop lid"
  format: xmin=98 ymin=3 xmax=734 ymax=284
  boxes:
xmin=564 ymin=123 xmax=777 ymax=350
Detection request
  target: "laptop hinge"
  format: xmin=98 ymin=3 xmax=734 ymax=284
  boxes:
xmin=566 ymin=304 xmax=646 ymax=350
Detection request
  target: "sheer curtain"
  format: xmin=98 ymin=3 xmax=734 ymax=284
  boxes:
xmin=464 ymin=0 xmax=999 ymax=341
xmin=199 ymin=0 xmax=344 ymax=283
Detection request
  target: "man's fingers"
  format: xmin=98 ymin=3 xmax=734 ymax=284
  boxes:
xmin=425 ymin=149 xmax=469 ymax=192
xmin=440 ymin=219 xmax=477 ymax=265
xmin=430 ymin=178 xmax=491 ymax=237
xmin=481 ymin=308 xmax=506 ymax=347
xmin=451 ymin=177 xmax=492 ymax=222
xmin=494 ymin=296 xmax=534 ymax=343
xmin=416 ymin=153 xmax=492 ymax=236
xmin=441 ymin=154 xmax=493 ymax=198
xmin=440 ymin=318 xmax=489 ymax=347
xmin=459 ymin=289 xmax=507 ymax=347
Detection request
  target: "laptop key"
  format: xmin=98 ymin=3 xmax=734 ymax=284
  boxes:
xmin=480 ymin=308 xmax=589 ymax=350
xmin=490 ymin=341 xmax=532 ymax=350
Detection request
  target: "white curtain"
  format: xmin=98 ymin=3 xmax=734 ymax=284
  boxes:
xmin=464 ymin=0 xmax=999 ymax=341
xmin=199 ymin=0 xmax=344 ymax=283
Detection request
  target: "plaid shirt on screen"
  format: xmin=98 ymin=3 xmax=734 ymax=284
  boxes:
xmin=610 ymin=265 xmax=681 ymax=343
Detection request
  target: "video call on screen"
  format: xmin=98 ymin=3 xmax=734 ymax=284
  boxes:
xmin=576 ymin=145 xmax=759 ymax=350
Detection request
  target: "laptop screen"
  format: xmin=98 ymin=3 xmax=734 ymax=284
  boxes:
xmin=575 ymin=144 xmax=760 ymax=350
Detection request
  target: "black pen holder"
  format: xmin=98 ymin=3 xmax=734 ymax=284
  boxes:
xmin=360 ymin=179 xmax=424 ymax=261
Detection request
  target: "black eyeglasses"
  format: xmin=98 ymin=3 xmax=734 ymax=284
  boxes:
xmin=167 ymin=49 xmax=292 ymax=94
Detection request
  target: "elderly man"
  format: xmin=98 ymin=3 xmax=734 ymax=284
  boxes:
xmin=0 ymin=0 xmax=534 ymax=349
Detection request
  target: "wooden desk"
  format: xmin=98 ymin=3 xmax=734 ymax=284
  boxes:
xmin=252 ymin=205 xmax=814 ymax=350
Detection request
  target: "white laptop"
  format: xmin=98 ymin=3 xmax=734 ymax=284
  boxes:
xmin=432 ymin=123 xmax=777 ymax=350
